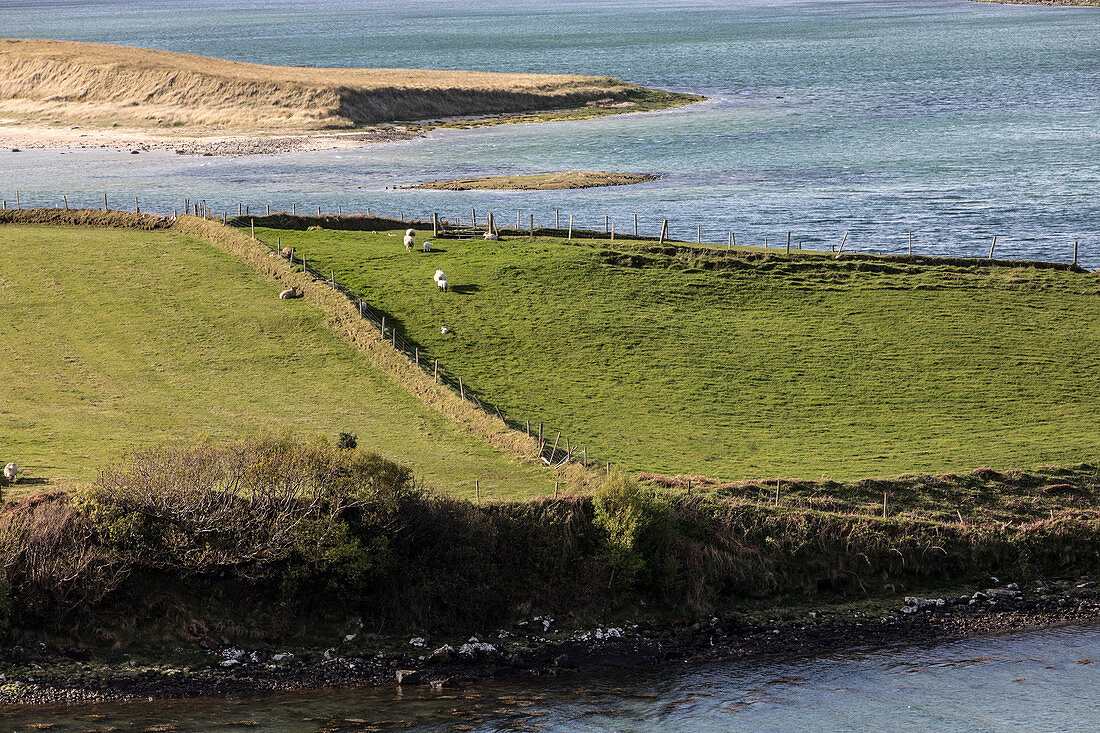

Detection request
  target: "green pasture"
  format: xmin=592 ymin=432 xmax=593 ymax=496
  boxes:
xmin=0 ymin=225 xmax=546 ymax=499
xmin=262 ymin=224 xmax=1100 ymax=480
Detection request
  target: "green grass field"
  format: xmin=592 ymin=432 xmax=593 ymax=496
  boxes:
xmin=0 ymin=225 xmax=547 ymax=499
xmin=262 ymin=225 xmax=1100 ymax=480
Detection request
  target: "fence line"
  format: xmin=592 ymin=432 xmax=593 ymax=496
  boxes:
xmin=255 ymin=230 xmax=584 ymax=470
xmin=3 ymin=191 xmax=1090 ymax=268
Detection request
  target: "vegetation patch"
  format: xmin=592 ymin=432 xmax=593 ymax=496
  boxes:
xmin=406 ymin=171 xmax=659 ymax=191
xmin=258 ymin=224 xmax=1100 ymax=480
xmin=0 ymin=440 xmax=1095 ymax=643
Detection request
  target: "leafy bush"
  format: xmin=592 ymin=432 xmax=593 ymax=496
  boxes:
xmin=592 ymin=471 xmax=677 ymax=594
xmin=77 ymin=436 xmax=416 ymax=591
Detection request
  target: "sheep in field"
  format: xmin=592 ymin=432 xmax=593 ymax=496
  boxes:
xmin=433 ymin=268 xmax=447 ymax=292
xmin=404 ymin=229 xmax=416 ymax=251
xmin=3 ymin=463 xmax=16 ymax=485
xmin=483 ymin=231 xmax=498 ymax=241
xmin=279 ymin=286 xmax=302 ymax=299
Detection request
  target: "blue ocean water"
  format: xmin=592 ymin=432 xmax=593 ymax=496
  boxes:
xmin=1 ymin=0 xmax=1098 ymax=265
xmin=5 ymin=621 xmax=1099 ymax=731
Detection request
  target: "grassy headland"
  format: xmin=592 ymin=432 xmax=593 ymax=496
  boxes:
xmin=259 ymin=222 xmax=1100 ymax=481
xmin=0 ymin=221 xmax=546 ymax=498
xmin=406 ymin=171 xmax=660 ymax=191
xmin=0 ymin=39 xmax=699 ymax=137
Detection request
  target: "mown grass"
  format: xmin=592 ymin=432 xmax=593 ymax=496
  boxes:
xmin=261 ymin=224 xmax=1100 ymax=481
xmin=0 ymin=225 xmax=547 ymax=499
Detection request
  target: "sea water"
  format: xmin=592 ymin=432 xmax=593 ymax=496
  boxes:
xmin=0 ymin=0 xmax=1097 ymax=266
xmin=2 ymin=621 xmax=1098 ymax=731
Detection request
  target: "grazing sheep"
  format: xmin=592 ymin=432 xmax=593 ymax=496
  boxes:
xmin=423 ymin=240 xmax=432 ymax=252
xmin=404 ymin=229 xmax=416 ymax=252
xmin=279 ymin=286 xmax=302 ymax=299
xmin=3 ymin=462 xmax=16 ymax=485
xmin=433 ymin=268 xmax=447 ymax=292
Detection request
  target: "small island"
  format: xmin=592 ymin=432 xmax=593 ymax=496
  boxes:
xmin=406 ymin=171 xmax=660 ymax=191
xmin=971 ymin=0 xmax=1099 ymax=5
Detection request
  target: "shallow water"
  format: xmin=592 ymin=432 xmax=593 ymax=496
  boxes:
xmin=1 ymin=0 xmax=1098 ymax=266
xmin=4 ymin=622 xmax=1099 ymax=731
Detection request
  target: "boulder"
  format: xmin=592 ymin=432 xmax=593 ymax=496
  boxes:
xmin=395 ymin=669 xmax=422 ymax=685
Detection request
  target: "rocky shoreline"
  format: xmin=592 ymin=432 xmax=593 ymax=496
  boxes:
xmin=0 ymin=126 xmax=422 ymax=157
xmin=2 ymin=578 xmax=1096 ymax=706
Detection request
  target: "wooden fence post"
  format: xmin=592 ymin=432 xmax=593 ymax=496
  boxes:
xmin=433 ymin=213 xmax=440 ymax=236
xmin=658 ymin=219 xmax=668 ymax=246
xmin=135 ymin=197 xmax=139 ymax=213
xmin=634 ymin=213 xmax=638 ymax=236
xmin=908 ymin=231 xmax=912 ymax=256
xmin=63 ymin=195 xmax=68 ymax=210
xmin=238 ymin=203 xmax=242 ymax=216
xmin=251 ymin=218 xmax=255 ymax=239
xmin=786 ymin=231 xmax=791 ymax=254
xmin=292 ymin=203 xmax=296 ymax=215
xmin=556 ymin=210 xmax=560 ymax=229
xmin=611 ymin=221 xmax=615 ymax=241
xmin=267 ymin=204 xmax=271 ymax=215
xmin=434 ymin=359 xmax=438 ymax=382
xmin=728 ymin=231 xmax=732 ymax=250
xmin=836 ymin=231 xmax=848 ymax=258
xmin=605 ymin=215 xmax=609 ymax=234
xmin=1073 ymin=240 xmax=1078 ymax=267
xmin=697 ymin=224 xmax=701 ymax=244
xmin=529 ymin=214 xmax=534 ymax=237
xmin=103 ymin=193 xmax=107 ymax=212
xmin=459 ymin=377 xmax=465 ymax=400
xmin=988 ymin=236 xmax=997 ymax=260
xmin=568 ymin=214 xmax=573 ymax=240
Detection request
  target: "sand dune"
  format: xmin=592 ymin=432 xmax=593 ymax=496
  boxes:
xmin=0 ymin=39 xmax=669 ymax=133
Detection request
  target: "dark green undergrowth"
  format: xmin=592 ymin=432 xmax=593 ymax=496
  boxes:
xmin=0 ymin=438 xmax=1096 ymax=647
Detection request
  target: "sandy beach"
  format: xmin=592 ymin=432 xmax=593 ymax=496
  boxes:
xmin=0 ymin=123 xmax=424 ymax=156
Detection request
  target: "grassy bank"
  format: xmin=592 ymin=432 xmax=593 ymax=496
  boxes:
xmin=0 ymin=222 xmax=546 ymax=498
xmin=0 ymin=39 xmax=699 ymax=134
xmin=256 ymin=223 xmax=1100 ymax=481
xmin=0 ymin=437 xmax=1095 ymax=645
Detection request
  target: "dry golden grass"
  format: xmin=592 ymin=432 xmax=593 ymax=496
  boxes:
xmin=0 ymin=39 xmax=658 ymax=132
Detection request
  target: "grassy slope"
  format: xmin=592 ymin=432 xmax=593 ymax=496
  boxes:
xmin=263 ymin=225 xmax=1100 ymax=480
xmin=0 ymin=39 xmax=698 ymax=132
xmin=0 ymin=225 xmax=546 ymax=499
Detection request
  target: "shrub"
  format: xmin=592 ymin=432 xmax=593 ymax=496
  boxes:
xmin=592 ymin=471 xmax=677 ymax=594
xmin=77 ymin=436 xmax=415 ymax=586
xmin=337 ymin=432 xmax=358 ymax=450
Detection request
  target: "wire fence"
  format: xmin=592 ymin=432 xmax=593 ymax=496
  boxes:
xmin=252 ymin=230 xmax=587 ymax=470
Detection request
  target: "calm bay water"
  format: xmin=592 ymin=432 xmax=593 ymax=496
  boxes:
xmin=4 ymin=622 xmax=1099 ymax=731
xmin=1 ymin=0 xmax=1098 ymax=265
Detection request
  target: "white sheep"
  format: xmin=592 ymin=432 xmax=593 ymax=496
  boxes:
xmin=3 ymin=462 xmax=16 ymax=485
xmin=483 ymin=231 xmax=498 ymax=241
xmin=404 ymin=229 xmax=416 ymax=252
xmin=279 ymin=286 xmax=301 ymax=299
xmin=433 ymin=268 xmax=447 ymax=292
